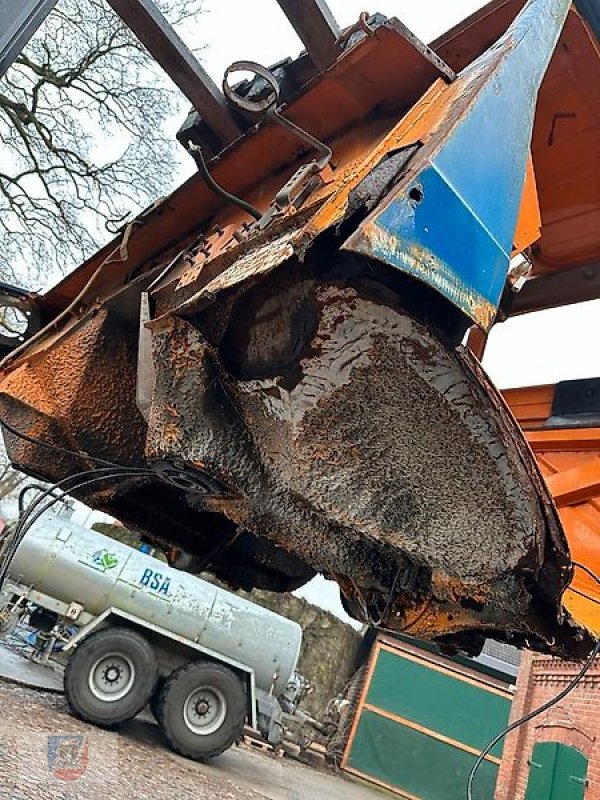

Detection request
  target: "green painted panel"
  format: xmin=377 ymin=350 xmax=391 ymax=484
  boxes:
xmin=366 ymin=649 xmax=511 ymax=758
xmin=348 ymin=709 xmax=499 ymax=800
xmin=555 ymin=744 xmax=588 ymax=800
xmin=525 ymin=742 xmax=558 ymax=800
xmin=525 ymin=742 xmax=588 ymax=800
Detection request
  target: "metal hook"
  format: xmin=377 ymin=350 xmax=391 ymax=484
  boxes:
xmin=223 ymin=60 xmax=333 ymax=171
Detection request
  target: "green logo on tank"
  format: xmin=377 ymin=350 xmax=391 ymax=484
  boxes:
xmin=92 ymin=549 xmax=119 ymax=571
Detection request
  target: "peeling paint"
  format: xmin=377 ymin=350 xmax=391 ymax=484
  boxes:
xmin=351 ymin=221 xmax=497 ymax=329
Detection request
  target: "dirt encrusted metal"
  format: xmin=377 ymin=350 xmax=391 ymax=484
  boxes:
xmin=142 ymin=255 xmax=588 ymax=656
xmin=0 ymin=0 xmax=596 ymax=659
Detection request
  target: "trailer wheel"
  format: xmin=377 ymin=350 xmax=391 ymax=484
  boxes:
xmin=64 ymin=627 xmax=158 ymax=728
xmin=156 ymin=661 xmax=246 ymax=760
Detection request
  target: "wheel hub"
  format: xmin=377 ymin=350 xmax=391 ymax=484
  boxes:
xmin=195 ymin=700 xmax=210 ymax=716
xmin=104 ymin=664 xmax=123 ymax=684
xmin=184 ymin=686 xmax=227 ymax=736
xmin=89 ymin=652 xmax=135 ymax=702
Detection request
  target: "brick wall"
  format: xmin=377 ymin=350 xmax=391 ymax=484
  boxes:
xmin=495 ymin=653 xmax=600 ymax=799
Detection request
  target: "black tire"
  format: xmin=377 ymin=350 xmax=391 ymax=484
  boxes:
xmin=64 ymin=626 xmax=158 ymax=728
xmin=149 ymin=675 xmax=165 ymax=722
xmin=156 ymin=661 xmax=246 ymax=760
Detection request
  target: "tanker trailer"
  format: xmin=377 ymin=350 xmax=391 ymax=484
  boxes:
xmin=0 ymin=516 xmax=304 ymax=760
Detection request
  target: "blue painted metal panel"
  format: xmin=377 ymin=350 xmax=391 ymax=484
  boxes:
xmin=343 ymin=0 xmax=572 ymax=329
xmin=575 ymin=0 xmax=600 ymax=42
xmin=361 ymin=164 xmax=507 ymax=324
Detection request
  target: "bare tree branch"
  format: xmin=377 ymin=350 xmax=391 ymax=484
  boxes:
xmin=0 ymin=0 xmax=205 ymax=289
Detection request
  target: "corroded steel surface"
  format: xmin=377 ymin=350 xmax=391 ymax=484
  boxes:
xmin=0 ymin=308 xmax=313 ymax=592
xmin=1 ymin=1 xmax=599 ymax=658
xmin=144 ymin=259 xmax=589 ymax=656
xmin=343 ymin=0 xmax=572 ymax=329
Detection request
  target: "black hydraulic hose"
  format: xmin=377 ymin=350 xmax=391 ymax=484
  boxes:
xmin=0 ymin=468 xmax=154 ymax=588
xmin=18 ymin=483 xmax=63 ymax=516
xmin=0 ymin=415 xmax=145 ymax=470
xmin=187 ymin=140 xmax=262 ymax=221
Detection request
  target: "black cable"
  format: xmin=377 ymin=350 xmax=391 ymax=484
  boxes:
xmin=0 ymin=471 xmax=108 ymax=580
xmin=13 ymin=468 xmax=143 ymax=536
xmin=0 ymin=471 xmax=149 ymax=587
xmin=13 ymin=473 xmax=147 ymax=548
xmin=467 ymin=641 xmax=600 ymax=800
xmin=2 ymin=468 xmax=108 ymax=577
xmin=568 ymin=586 xmax=600 ymax=606
xmin=564 ymin=561 xmax=600 ymax=606
xmin=17 ymin=470 xmax=152 ymax=539
xmin=0 ymin=415 xmax=145 ymax=470
xmin=466 ymin=562 xmax=600 ymax=800
xmin=14 ymin=469 xmax=127 ymax=530
xmin=18 ymin=483 xmax=63 ymax=516
xmin=0 ymin=467 xmax=154 ymax=587
xmin=0 ymin=419 xmax=155 ymax=575
xmin=369 ymin=565 xmax=403 ymax=628
xmin=572 ymin=560 xmax=600 ymax=586
xmin=187 ymin=140 xmax=263 ymax=221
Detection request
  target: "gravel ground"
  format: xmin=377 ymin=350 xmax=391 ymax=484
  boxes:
xmin=0 ymin=679 xmax=265 ymax=800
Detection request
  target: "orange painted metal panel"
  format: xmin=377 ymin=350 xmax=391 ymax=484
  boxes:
xmin=502 ymin=384 xmax=554 ymax=429
xmin=36 ymin=21 xmax=453 ymax=316
xmin=529 ymin=8 xmax=600 ymax=274
xmin=16 ymin=2 xmax=600 ymax=327
xmin=545 ymin=459 xmax=600 ymax=506
xmin=505 ymin=385 xmax=600 ymax=635
xmin=513 ymin=155 xmax=542 ymax=255
xmin=525 ymin=429 xmax=600 ymax=451
xmin=437 ymin=1 xmax=600 ymax=306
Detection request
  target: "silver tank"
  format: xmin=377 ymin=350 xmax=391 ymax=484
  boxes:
xmin=9 ymin=517 xmax=302 ymax=695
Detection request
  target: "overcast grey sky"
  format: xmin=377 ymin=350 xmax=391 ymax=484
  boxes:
xmin=168 ymin=1 xmax=491 ymax=143
xmin=196 ymin=0 xmax=489 ymax=80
